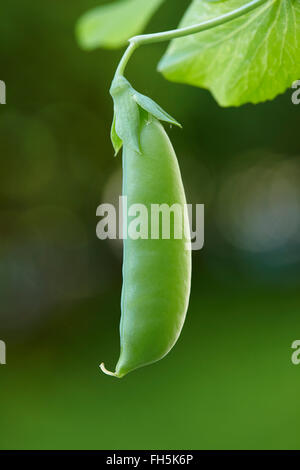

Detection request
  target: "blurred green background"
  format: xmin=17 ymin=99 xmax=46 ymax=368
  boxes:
xmin=1 ymin=0 xmax=300 ymax=450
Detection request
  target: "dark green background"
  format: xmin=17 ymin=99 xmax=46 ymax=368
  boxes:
xmin=0 ymin=0 xmax=300 ymax=450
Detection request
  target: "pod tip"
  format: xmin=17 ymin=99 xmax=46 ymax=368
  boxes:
xmin=100 ymin=362 xmax=119 ymax=378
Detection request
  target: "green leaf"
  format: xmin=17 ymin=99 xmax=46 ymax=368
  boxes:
xmin=133 ymin=91 xmax=182 ymax=128
xmin=110 ymin=76 xmax=182 ymax=155
xmin=76 ymin=0 xmax=165 ymax=50
xmin=110 ymin=77 xmax=141 ymax=154
xmin=158 ymin=0 xmax=300 ymax=106
xmin=111 ymin=114 xmax=123 ymax=156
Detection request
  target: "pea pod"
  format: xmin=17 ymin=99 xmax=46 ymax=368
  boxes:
xmin=101 ymin=79 xmax=191 ymax=378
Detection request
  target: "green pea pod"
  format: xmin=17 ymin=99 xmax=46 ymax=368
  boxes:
xmin=101 ymin=78 xmax=191 ymax=377
xmin=101 ymin=110 xmax=192 ymax=378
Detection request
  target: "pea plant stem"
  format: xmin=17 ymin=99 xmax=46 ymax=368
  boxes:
xmin=115 ymin=41 xmax=137 ymax=77
xmin=114 ymin=0 xmax=271 ymax=79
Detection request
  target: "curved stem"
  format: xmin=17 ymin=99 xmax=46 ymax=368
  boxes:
xmin=114 ymin=0 xmax=271 ymax=78
xmin=115 ymin=41 xmax=137 ymax=78
xmin=132 ymin=0 xmax=270 ymax=46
